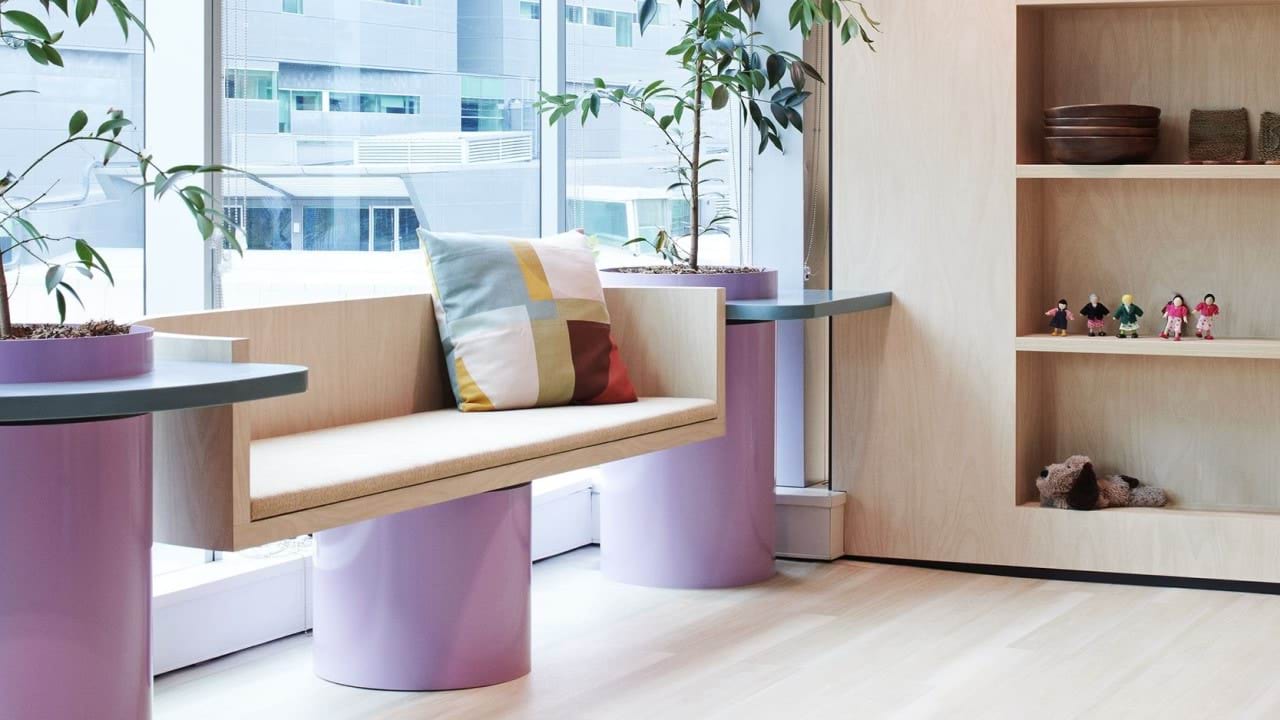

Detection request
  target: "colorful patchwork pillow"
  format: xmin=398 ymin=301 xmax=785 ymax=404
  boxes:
xmin=420 ymin=229 xmax=638 ymax=412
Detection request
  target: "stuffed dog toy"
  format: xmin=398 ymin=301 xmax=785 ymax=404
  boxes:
xmin=1037 ymin=455 xmax=1168 ymax=510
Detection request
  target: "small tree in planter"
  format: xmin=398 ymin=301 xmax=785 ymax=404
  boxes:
xmin=537 ymin=0 xmax=878 ymax=272
xmin=0 ymin=0 xmax=244 ymax=339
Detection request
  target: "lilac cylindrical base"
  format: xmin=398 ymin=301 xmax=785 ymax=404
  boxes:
xmin=312 ymin=485 xmax=532 ymax=691
xmin=600 ymin=320 xmax=777 ymax=589
xmin=0 ymin=415 xmax=153 ymax=720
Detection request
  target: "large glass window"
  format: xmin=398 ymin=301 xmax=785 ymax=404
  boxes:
xmin=567 ymin=0 xmax=739 ymax=268
xmin=282 ymin=0 xmax=303 ymax=14
xmin=219 ymin=0 xmax=539 ymax=307
xmin=0 ymin=1 xmax=147 ymax=323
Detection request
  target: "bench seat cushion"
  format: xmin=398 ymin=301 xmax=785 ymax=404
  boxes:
xmin=249 ymin=397 xmax=717 ymax=519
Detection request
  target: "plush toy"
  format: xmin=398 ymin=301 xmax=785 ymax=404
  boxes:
xmin=1037 ymin=455 xmax=1168 ymax=510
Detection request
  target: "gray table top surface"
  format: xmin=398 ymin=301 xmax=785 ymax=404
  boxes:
xmin=0 ymin=360 xmax=308 ymax=423
xmin=725 ymin=289 xmax=893 ymax=321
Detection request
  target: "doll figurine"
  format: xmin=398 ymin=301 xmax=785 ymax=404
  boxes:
xmin=1045 ymin=299 xmax=1074 ymax=336
xmin=1161 ymin=293 xmax=1190 ymax=341
xmin=1113 ymin=294 xmax=1144 ymax=339
xmin=1079 ymin=293 xmax=1111 ymax=337
xmin=1194 ymin=293 xmax=1220 ymax=340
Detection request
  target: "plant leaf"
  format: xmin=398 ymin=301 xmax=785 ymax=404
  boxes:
xmin=74 ymin=0 xmax=98 ymax=26
xmin=68 ymin=109 xmax=88 ymax=136
xmin=3 ymin=11 xmax=52 ymax=41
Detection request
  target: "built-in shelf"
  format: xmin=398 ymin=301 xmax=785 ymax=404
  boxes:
xmin=1017 ymin=164 xmax=1280 ymax=180
xmin=1018 ymin=501 xmax=1280 ymax=518
xmin=1016 ymin=334 xmax=1280 ymax=360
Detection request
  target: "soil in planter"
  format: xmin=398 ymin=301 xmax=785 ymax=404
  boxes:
xmin=609 ymin=265 xmax=764 ymax=275
xmin=3 ymin=320 xmax=132 ymax=340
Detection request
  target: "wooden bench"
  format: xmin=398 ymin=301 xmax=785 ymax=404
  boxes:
xmin=144 ymin=286 xmax=725 ymax=551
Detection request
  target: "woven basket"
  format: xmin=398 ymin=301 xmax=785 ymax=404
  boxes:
xmin=1189 ymin=108 xmax=1250 ymax=162
xmin=1260 ymin=112 xmax=1280 ymax=162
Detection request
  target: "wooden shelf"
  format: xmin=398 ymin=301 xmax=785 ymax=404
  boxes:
xmin=1017 ymin=164 xmax=1280 ymax=180
xmin=1017 ymin=334 xmax=1280 ymax=359
xmin=1018 ymin=502 xmax=1280 ymax=518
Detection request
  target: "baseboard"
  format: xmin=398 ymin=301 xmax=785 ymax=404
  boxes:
xmin=846 ymin=556 xmax=1280 ymax=596
xmin=775 ymin=487 xmax=846 ymax=560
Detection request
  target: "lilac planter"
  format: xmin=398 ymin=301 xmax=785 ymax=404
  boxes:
xmin=312 ymin=485 xmax=532 ymax=691
xmin=0 ymin=328 xmax=154 ymax=720
xmin=599 ymin=269 xmax=778 ymax=589
xmin=0 ymin=325 xmax=153 ymax=383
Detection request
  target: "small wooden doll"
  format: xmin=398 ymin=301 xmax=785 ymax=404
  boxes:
xmin=1045 ymin=299 xmax=1074 ymax=337
xmin=1079 ymin=294 xmax=1111 ymax=337
xmin=1113 ymin=294 xmax=1144 ymax=339
xmin=1161 ymin=293 xmax=1190 ymax=341
xmin=1194 ymin=293 xmax=1220 ymax=340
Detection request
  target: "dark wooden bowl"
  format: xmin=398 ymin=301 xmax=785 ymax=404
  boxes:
xmin=1045 ymin=125 xmax=1158 ymax=138
xmin=1045 ymin=104 xmax=1161 ymax=119
xmin=1046 ymin=116 xmax=1160 ymax=128
xmin=1046 ymin=136 xmax=1159 ymax=164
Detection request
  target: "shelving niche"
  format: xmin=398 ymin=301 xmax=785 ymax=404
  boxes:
xmin=1015 ymin=0 xmax=1280 ymax=514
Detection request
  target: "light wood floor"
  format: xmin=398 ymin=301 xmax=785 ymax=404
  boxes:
xmin=154 ymin=548 xmax=1280 ymax=720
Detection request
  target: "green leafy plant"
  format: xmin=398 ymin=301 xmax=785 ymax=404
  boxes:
xmin=537 ymin=0 xmax=878 ymax=271
xmin=0 ymin=0 xmax=245 ymax=338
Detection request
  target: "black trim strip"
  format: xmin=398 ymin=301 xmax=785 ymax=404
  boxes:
xmin=846 ymin=555 xmax=1280 ymax=595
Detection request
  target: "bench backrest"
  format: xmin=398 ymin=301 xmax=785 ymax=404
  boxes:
xmin=145 ymin=295 xmax=451 ymax=440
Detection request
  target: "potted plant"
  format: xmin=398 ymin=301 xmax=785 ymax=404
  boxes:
xmin=0 ymin=0 xmax=245 ymax=383
xmin=538 ymin=0 xmax=880 ymax=590
xmin=538 ymin=0 xmax=877 ymax=300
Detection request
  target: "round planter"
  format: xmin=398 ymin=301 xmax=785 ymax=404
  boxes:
xmin=598 ymin=268 xmax=778 ymax=589
xmin=0 ymin=325 xmax=153 ymax=383
xmin=0 ymin=325 xmax=154 ymax=719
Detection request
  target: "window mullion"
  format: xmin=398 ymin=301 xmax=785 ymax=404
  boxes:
xmin=540 ymin=0 xmax=566 ymax=235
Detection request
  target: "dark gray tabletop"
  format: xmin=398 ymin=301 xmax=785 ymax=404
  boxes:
xmin=726 ymin=289 xmax=893 ymax=322
xmin=0 ymin=360 xmax=308 ymax=423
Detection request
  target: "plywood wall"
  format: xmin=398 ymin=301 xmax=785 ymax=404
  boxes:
xmin=829 ymin=0 xmax=1280 ymax=582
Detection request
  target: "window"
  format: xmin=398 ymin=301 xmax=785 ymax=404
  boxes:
xmin=398 ymin=208 xmax=420 ymax=250
xmin=225 ymin=69 xmax=276 ymax=100
xmin=0 ymin=1 xmax=147 ymax=323
xmin=303 ymin=207 xmax=366 ymax=251
xmin=328 ymin=92 xmax=420 ymax=114
xmin=277 ymin=89 xmax=322 ymax=132
xmin=221 ymin=0 xmax=539 ymax=308
xmin=379 ymin=0 xmax=423 ymax=4
xmin=568 ymin=199 xmax=629 ymax=244
xmin=520 ymin=1 xmax=540 ymax=20
xmin=246 ymin=207 xmax=293 ymax=250
xmin=615 ymin=12 xmax=635 ymax=48
xmin=461 ymin=76 xmax=509 ymax=131
xmin=568 ymin=0 xmax=741 ymax=267
xmin=282 ymin=0 xmax=302 ymax=13
xmin=567 ymin=5 xmax=583 ymax=23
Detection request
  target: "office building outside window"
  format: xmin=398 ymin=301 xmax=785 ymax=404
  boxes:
xmin=218 ymin=0 xmax=539 ymax=308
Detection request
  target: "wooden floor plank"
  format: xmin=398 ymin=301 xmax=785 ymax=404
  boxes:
xmin=154 ymin=548 xmax=1280 ymax=720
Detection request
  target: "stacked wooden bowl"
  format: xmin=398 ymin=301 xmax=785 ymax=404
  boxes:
xmin=1044 ymin=104 xmax=1160 ymax=163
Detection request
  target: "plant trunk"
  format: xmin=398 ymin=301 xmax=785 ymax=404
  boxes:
xmin=0 ymin=257 xmax=11 ymax=338
xmin=689 ymin=0 xmax=706 ymax=272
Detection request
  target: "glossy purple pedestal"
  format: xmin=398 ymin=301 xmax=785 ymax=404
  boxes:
xmin=312 ymin=485 xmax=532 ymax=691
xmin=0 ymin=415 xmax=153 ymax=720
xmin=600 ymin=270 xmax=778 ymax=589
xmin=0 ymin=327 xmax=155 ymax=720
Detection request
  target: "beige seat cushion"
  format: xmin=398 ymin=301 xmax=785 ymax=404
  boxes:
xmin=250 ymin=397 xmax=717 ymax=519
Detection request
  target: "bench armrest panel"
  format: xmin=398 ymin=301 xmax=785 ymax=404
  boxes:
xmin=152 ymin=333 xmax=252 ymax=550
xmin=603 ymin=286 xmax=725 ymax=417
